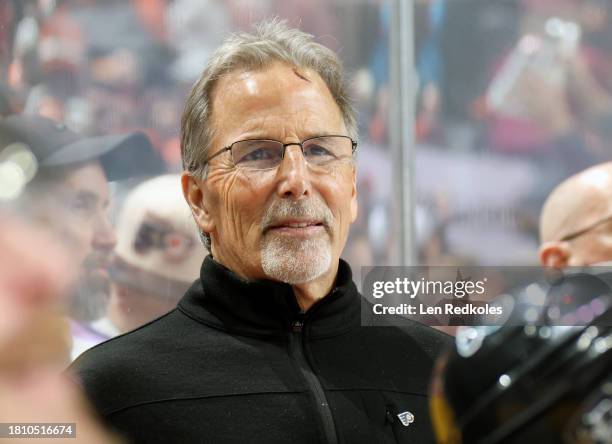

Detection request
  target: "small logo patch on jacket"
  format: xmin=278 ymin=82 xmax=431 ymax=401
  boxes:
xmin=397 ymin=411 xmax=415 ymax=427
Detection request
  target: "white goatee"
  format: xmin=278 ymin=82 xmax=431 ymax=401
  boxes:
xmin=260 ymin=199 xmax=333 ymax=284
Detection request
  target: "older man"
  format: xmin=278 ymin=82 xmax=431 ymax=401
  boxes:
xmin=72 ymin=21 xmax=448 ymax=444
xmin=539 ymin=161 xmax=612 ymax=267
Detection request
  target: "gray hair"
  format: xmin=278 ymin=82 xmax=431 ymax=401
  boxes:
xmin=180 ymin=18 xmax=357 ymax=179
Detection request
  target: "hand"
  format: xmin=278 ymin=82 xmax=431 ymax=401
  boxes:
xmin=0 ymin=373 xmax=123 ymax=443
xmin=0 ymin=214 xmax=120 ymax=443
xmin=0 ymin=214 xmax=77 ymax=365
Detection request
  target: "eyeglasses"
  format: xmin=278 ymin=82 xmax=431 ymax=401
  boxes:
xmin=202 ymin=135 xmax=357 ymax=171
xmin=559 ymin=214 xmax=612 ymax=242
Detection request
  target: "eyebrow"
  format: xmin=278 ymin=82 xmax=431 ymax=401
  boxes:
xmin=73 ymin=190 xmax=107 ymax=207
xmin=231 ymin=131 xmax=342 ymax=143
xmin=301 ymin=131 xmax=339 ymax=140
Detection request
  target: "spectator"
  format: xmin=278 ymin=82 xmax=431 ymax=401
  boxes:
xmin=0 ymin=114 xmax=164 ymax=360
xmin=539 ymin=161 xmax=612 ymax=267
xmin=96 ymin=174 xmax=204 ymax=335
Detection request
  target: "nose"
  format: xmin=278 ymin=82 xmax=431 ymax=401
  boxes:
xmin=93 ymin=212 xmax=117 ymax=252
xmin=276 ymin=144 xmax=311 ymax=200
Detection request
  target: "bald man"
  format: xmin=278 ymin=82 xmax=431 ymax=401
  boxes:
xmin=539 ymin=161 xmax=612 ymax=267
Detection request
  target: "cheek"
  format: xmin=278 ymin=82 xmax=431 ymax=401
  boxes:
xmin=323 ymin=168 xmax=355 ymax=219
xmin=211 ymin=171 xmax=274 ymax=238
xmin=57 ymin=221 xmax=93 ymax=264
xmin=66 ymin=221 xmax=93 ymax=250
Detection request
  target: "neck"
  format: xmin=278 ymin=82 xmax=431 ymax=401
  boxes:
xmin=208 ymin=253 xmax=340 ymax=312
xmin=291 ymin=262 xmax=339 ymax=311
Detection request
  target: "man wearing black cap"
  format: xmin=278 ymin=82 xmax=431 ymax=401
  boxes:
xmin=0 ymin=114 xmax=164 ymax=359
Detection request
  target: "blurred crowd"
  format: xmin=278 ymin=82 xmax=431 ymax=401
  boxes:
xmin=1 ymin=0 xmax=612 ymax=319
xmin=0 ymin=0 xmax=380 ymax=169
xmin=412 ymin=0 xmax=612 ymax=267
xmin=4 ymin=1 xmax=612 ymax=269
xmin=1 ymin=0 xmax=400 ymax=272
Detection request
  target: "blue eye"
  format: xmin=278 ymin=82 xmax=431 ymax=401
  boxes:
xmin=305 ymin=144 xmax=335 ymax=158
xmin=234 ymin=143 xmax=283 ymax=169
xmin=241 ymin=147 xmax=275 ymax=162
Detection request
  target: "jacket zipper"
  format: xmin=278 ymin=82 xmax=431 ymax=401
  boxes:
xmin=290 ymin=312 xmax=338 ymax=444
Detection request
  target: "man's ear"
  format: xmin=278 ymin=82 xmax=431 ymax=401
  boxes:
xmin=349 ymin=164 xmax=358 ymax=223
xmin=181 ymin=171 xmax=215 ymax=234
xmin=539 ymin=241 xmax=571 ymax=268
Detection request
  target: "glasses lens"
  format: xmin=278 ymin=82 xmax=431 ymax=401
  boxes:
xmin=303 ymin=136 xmax=352 ymax=165
xmin=233 ymin=140 xmax=283 ymax=170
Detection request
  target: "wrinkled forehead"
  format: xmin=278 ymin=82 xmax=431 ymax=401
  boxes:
xmin=210 ymin=63 xmax=344 ymax=133
xmin=214 ymin=62 xmax=329 ymax=98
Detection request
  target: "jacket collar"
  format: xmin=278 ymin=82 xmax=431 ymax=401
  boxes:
xmin=178 ymin=255 xmax=361 ymax=338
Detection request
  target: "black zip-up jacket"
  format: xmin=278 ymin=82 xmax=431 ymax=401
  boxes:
xmin=71 ymin=257 xmax=450 ymax=443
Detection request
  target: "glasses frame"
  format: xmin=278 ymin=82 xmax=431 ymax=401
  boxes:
xmin=201 ymin=135 xmax=358 ymax=169
xmin=559 ymin=213 xmax=612 ymax=242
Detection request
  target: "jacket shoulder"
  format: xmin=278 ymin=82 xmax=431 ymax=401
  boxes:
xmin=69 ymin=309 xmax=197 ymax=415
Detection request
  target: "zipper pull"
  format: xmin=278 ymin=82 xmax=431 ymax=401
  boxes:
xmin=292 ymin=320 xmax=303 ymax=333
xmin=292 ymin=311 xmax=305 ymax=333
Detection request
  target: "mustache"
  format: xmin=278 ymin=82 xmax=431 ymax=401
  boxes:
xmin=261 ymin=198 xmax=334 ymax=233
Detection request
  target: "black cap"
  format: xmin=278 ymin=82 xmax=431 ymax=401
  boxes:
xmin=0 ymin=114 xmax=165 ymax=181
